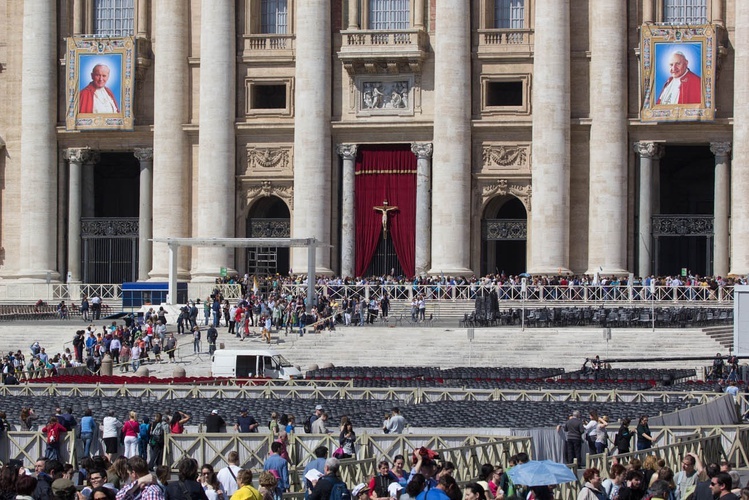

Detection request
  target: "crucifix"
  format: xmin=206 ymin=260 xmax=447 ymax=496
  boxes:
xmin=373 ymin=200 xmax=399 ymax=240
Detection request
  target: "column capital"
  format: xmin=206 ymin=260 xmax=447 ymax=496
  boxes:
xmin=63 ymin=147 xmax=94 ymax=164
xmin=710 ymin=142 xmax=732 ymax=158
xmin=632 ymin=141 xmax=664 ymax=159
xmin=134 ymin=147 xmax=154 ymax=162
xmin=411 ymin=142 xmax=433 ymax=159
xmin=336 ymin=144 xmax=358 ymax=160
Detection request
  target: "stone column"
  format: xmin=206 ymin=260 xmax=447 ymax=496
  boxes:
xmin=633 ymin=142 xmax=663 ymax=278
xmin=134 ymin=148 xmax=153 ymax=281
xmin=57 ymin=154 xmax=68 ymax=280
xmin=151 ymin=0 xmax=190 ymax=279
xmin=412 ymin=142 xmax=432 ymax=277
xmin=18 ymin=0 xmax=58 ymax=280
xmin=414 ymin=0 xmax=425 ymax=29
xmin=81 ymin=152 xmax=99 ymax=218
xmin=193 ymin=0 xmax=236 ymax=280
xmin=642 ymin=0 xmax=654 ymax=23
xmin=292 ymin=0 xmax=332 ymax=273
xmin=731 ymin=2 xmax=749 ymax=276
xmin=64 ymin=148 xmax=92 ymax=283
xmin=73 ymin=0 xmax=85 ymax=35
xmin=429 ymin=0 xmax=472 ymax=275
xmin=711 ymin=142 xmax=731 ymax=277
xmin=712 ymin=0 xmax=724 ymax=26
xmin=529 ymin=0 xmax=571 ymax=274
xmin=587 ymin=0 xmax=628 ymax=275
xmin=337 ymin=144 xmax=357 ymax=278
xmin=347 ymin=0 xmax=359 ymax=29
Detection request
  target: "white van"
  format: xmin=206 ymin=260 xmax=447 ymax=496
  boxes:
xmin=211 ymin=349 xmax=303 ymax=379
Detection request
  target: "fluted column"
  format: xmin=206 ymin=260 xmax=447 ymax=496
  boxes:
xmin=151 ymin=0 xmax=190 ymax=279
xmin=292 ymin=0 xmax=332 ymax=273
xmin=634 ymin=142 xmax=663 ymax=278
xmin=412 ymin=143 xmax=432 ymax=277
xmin=73 ymin=0 xmax=85 ymax=35
xmin=429 ymin=0 xmax=471 ymax=275
xmin=18 ymin=0 xmax=58 ymax=280
xmin=337 ymin=144 xmax=357 ymax=278
xmin=134 ymin=148 xmax=153 ymax=281
xmin=711 ymin=142 xmax=731 ymax=277
xmin=587 ymin=0 xmax=628 ymax=275
xmin=64 ymin=148 xmax=92 ymax=283
xmin=192 ymin=0 xmax=236 ymax=280
xmin=529 ymin=0 xmax=571 ymax=274
xmin=712 ymin=0 xmax=724 ymax=26
xmin=414 ymin=0 xmax=425 ymax=29
xmin=731 ymin=2 xmax=749 ymax=276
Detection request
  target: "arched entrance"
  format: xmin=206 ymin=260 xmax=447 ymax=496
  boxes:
xmin=245 ymin=196 xmax=290 ymax=275
xmin=481 ymin=197 xmax=527 ymax=276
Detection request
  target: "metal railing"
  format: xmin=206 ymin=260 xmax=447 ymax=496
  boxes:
xmin=278 ymin=284 xmax=734 ymax=304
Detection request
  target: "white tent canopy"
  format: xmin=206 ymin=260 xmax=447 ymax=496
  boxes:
xmin=150 ymin=237 xmax=321 ymax=311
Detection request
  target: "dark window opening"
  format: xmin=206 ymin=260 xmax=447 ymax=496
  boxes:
xmin=252 ymin=85 xmax=287 ymax=109
xmin=486 ymin=81 xmax=523 ymax=107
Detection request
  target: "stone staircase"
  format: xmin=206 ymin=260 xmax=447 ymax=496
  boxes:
xmin=702 ymin=326 xmax=734 ymax=350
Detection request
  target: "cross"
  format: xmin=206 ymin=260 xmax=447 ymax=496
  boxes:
xmin=373 ymin=200 xmax=399 ymax=240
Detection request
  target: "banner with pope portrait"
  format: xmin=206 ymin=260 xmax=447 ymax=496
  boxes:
xmin=65 ymin=37 xmax=135 ymax=131
xmin=640 ymin=25 xmax=716 ymax=122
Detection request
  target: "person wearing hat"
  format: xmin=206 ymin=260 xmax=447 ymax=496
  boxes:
xmin=205 ymin=410 xmax=226 ymax=433
xmin=51 ymin=478 xmax=77 ymax=500
xmin=235 ymin=409 xmax=259 ymax=433
xmin=352 ymin=483 xmax=370 ymax=500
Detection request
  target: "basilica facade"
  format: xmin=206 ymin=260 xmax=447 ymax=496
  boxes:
xmin=0 ymin=0 xmax=745 ymax=283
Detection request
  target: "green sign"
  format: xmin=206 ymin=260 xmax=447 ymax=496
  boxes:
xmin=220 ymin=267 xmax=227 ymax=277
xmin=681 ymin=268 xmax=687 ymax=277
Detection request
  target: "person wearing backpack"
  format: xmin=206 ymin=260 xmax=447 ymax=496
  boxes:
xmin=148 ymin=413 xmax=168 ymax=471
xmin=309 ymin=458 xmax=351 ymax=500
xmin=165 ymin=458 xmax=209 ymax=500
xmin=42 ymin=416 xmax=68 ymax=461
xmin=138 ymin=417 xmax=150 ymax=460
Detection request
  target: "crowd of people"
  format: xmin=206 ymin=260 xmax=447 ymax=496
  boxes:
xmin=0 ymin=397 xmax=746 ymax=500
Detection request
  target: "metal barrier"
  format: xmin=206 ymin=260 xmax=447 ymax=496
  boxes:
xmin=585 ymin=434 xmax=724 ymax=477
xmin=279 ymin=284 xmax=734 ymax=304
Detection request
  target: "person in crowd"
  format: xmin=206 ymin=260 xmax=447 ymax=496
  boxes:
xmin=148 ymin=413 xmax=170 ymax=470
xmin=114 ymin=457 xmax=165 ymax=500
xmin=235 ymin=409 xmax=259 ymax=433
xmin=205 ymin=410 xmax=226 ymax=433
xmin=618 ymin=470 xmax=646 ymax=500
xmin=257 ymin=472 xmax=280 ymax=500
xmin=309 ymin=458 xmax=346 ymax=500
xmin=369 ymin=460 xmax=399 ymax=500
xmin=602 ymin=463 xmax=626 ymax=500
xmin=475 ymin=464 xmax=494 ymax=500
xmin=107 ymin=457 xmax=129 ymax=490
xmin=263 ymin=442 xmax=288 ymax=495
xmin=391 ymin=455 xmax=408 ymax=488
xmin=79 ymin=409 xmax=97 ymax=458
xmin=595 ymin=415 xmax=610 ymax=453
xmin=16 ymin=475 xmax=38 ymax=500
xmin=557 ymin=410 xmax=585 ymax=465
xmin=614 ymin=418 xmax=633 ymax=455
xmin=217 ymin=451 xmax=243 ymax=497
xmin=200 ymin=464 xmax=226 ymax=500
xmin=230 ymin=470 xmax=261 ymax=500
xmin=42 ymin=417 xmax=67 ymax=461
xmin=400 ymin=474 xmax=425 ymax=500
xmin=415 ymin=475 xmax=457 ymax=500
xmin=577 ymin=468 xmax=605 ymax=500
xmin=121 ymin=412 xmax=140 ymax=458
xmin=674 ymin=453 xmax=702 ymax=500
xmin=101 ymin=410 xmax=122 ymax=463
xmin=386 ymin=408 xmax=406 ymax=434
xmin=171 ymin=411 xmax=191 ymax=434
xmin=20 ymin=407 xmax=38 ymax=431
xmin=339 ymin=421 xmax=356 ymax=459
xmin=165 ymin=458 xmax=208 ymax=500
xmin=303 ymin=446 xmax=329 ymax=492
xmin=710 ymin=473 xmax=739 ymax=500
xmin=636 ymin=415 xmax=654 ymax=450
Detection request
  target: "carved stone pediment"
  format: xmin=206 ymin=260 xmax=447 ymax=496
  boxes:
xmin=240 ymin=180 xmax=294 ymax=212
xmin=477 ymin=177 xmax=532 ymax=212
xmin=246 ymin=147 xmax=292 ymax=174
xmin=482 ymin=144 xmax=530 ymax=171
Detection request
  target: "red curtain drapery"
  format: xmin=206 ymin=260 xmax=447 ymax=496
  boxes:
xmin=354 ymin=145 xmax=416 ymax=277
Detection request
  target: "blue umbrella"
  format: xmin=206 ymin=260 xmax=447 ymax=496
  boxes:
xmin=506 ymin=460 xmax=578 ymax=486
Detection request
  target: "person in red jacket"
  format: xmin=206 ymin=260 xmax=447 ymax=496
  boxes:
xmin=42 ymin=416 xmax=67 ymax=461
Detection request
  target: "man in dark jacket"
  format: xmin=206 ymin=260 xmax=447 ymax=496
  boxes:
xmin=557 ymin=410 xmax=585 ymax=465
xmin=33 ymin=459 xmax=62 ymax=500
xmin=309 ymin=458 xmax=344 ymax=500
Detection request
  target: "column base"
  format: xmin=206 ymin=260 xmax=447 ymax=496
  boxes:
xmin=190 ymin=268 xmax=238 ymax=283
xmin=148 ymin=269 xmax=191 ymax=281
xmin=11 ymin=271 xmax=62 ymax=282
xmin=426 ymin=267 xmax=474 ymax=276
xmin=525 ymin=266 xmax=573 ymax=276
xmin=583 ymin=267 xmax=630 ymax=276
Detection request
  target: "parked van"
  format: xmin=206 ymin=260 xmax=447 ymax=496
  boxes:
xmin=211 ymin=349 xmax=303 ymax=379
